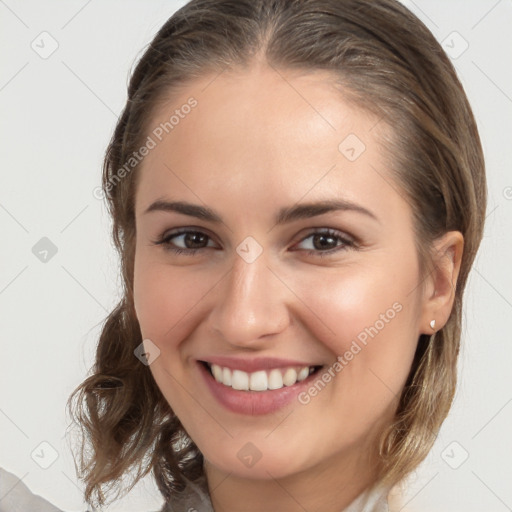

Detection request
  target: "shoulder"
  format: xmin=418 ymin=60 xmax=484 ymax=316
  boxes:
xmin=0 ymin=466 xmax=199 ymax=512
xmin=342 ymin=483 xmax=393 ymax=512
xmin=160 ymin=474 xmax=214 ymax=512
xmin=0 ymin=467 xmax=66 ymax=512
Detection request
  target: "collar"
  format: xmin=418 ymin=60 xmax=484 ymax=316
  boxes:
xmin=162 ymin=475 xmax=391 ymax=512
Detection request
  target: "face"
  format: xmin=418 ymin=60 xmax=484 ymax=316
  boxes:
xmin=133 ymin=64 xmax=425 ymax=482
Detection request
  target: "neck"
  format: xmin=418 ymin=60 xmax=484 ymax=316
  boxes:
xmin=203 ymin=438 xmax=383 ymax=512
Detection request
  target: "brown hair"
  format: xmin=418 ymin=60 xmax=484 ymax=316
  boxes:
xmin=68 ymin=0 xmax=487 ymax=506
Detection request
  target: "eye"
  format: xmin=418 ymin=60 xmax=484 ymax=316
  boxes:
xmin=152 ymin=228 xmax=217 ymax=256
xmin=152 ymin=227 xmax=355 ymax=257
xmin=292 ymin=229 xmax=355 ymax=258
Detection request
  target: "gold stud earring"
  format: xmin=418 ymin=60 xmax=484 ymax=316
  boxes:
xmin=430 ymin=319 xmax=436 ymax=331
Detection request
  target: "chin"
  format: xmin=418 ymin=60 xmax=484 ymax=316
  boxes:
xmin=200 ymin=435 xmax=322 ymax=481
xmin=208 ymin=453 xmax=302 ymax=480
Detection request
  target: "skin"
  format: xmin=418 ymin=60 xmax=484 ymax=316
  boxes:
xmin=133 ymin=61 xmax=463 ymax=512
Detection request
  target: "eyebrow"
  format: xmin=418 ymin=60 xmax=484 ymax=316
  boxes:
xmin=143 ymin=198 xmax=379 ymax=225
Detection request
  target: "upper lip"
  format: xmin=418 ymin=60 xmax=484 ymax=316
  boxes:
xmin=198 ymin=356 xmax=322 ymax=373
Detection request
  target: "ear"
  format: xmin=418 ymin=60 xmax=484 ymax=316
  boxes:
xmin=419 ymin=231 xmax=464 ymax=335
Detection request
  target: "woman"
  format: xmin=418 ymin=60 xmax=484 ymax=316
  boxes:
xmin=0 ymin=0 xmax=487 ymax=510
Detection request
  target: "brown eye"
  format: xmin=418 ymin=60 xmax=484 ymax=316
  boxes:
xmin=174 ymin=231 xmax=209 ymax=249
xmin=292 ymin=229 xmax=355 ymax=258
xmin=153 ymin=229 xmax=217 ymax=255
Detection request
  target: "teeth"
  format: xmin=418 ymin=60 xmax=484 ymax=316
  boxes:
xmin=212 ymin=364 xmax=223 ymax=382
xmin=249 ymin=370 xmax=267 ymax=391
xmin=268 ymin=369 xmax=283 ymax=390
xmin=283 ymin=368 xmax=297 ymax=386
xmin=222 ymin=366 xmax=231 ymax=386
xmin=208 ymin=363 xmax=317 ymax=391
xmin=232 ymin=369 xmax=249 ymax=390
xmin=297 ymin=367 xmax=310 ymax=381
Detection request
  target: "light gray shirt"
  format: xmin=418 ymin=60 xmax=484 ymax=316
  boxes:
xmin=0 ymin=467 xmax=390 ymax=512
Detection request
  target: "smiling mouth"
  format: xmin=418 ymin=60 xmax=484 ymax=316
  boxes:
xmin=199 ymin=361 xmax=323 ymax=392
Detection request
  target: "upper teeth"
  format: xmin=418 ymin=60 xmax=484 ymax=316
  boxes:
xmin=208 ymin=364 xmax=315 ymax=391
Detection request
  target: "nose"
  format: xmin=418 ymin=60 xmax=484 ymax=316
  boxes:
xmin=209 ymin=249 xmax=290 ymax=349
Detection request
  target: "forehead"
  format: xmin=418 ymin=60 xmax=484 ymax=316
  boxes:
xmin=134 ymin=64 xmax=405 ymax=223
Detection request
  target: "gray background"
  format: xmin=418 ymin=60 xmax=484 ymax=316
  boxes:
xmin=0 ymin=0 xmax=511 ymax=510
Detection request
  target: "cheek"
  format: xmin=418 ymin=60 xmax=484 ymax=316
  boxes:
xmin=290 ymin=260 xmax=420 ymax=393
xmin=133 ymin=258 xmax=210 ymax=416
xmin=133 ymin=258 xmax=209 ymax=342
xmin=297 ymin=261 xmax=416 ymax=335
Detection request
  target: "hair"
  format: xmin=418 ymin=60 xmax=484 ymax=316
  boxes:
xmin=68 ymin=0 xmax=487 ymax=506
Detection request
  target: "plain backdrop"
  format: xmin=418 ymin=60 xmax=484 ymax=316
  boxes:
xmin=0 ymin=1 xmax=511 ymax=511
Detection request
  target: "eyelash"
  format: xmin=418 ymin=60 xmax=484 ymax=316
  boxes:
xmin=152 ymin=228 xmax=356 ymax=258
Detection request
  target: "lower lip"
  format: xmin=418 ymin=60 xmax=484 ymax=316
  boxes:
xmin=197 ymin=361 xmax=321 ymax=415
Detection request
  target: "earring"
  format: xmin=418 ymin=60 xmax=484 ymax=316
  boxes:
xmin=430 ymin=319 xmax=436 ymax=331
